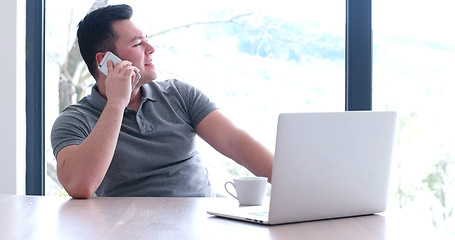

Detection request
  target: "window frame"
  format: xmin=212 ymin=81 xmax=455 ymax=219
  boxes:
xmin=26 ymin=0 xmax=45 ymax=195
xmin=345 ymin=0 xmax=372 ymax=111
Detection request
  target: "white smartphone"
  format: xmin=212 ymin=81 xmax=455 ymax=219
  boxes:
xmin=98 ymin=51 xmax=141 ymax=91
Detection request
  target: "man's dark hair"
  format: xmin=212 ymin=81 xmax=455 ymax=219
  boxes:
xmin=77 ymin=4 xmax=133 ymax=79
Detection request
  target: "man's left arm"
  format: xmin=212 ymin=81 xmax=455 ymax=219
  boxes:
xmin=196 ymin=110 xmax=274 ymax=181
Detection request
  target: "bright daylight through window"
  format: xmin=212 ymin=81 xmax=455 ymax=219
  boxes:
xmin=373 ymin=0 xmax=455 ymax=237
xmin=45 ymin=0 xmax=345 ymax=195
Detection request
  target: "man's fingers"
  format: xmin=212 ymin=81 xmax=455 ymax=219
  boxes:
xmin=107 ymin=61 xmax=139 ymax=87
xmin=106 ymin=60 xmax=114 ymax=73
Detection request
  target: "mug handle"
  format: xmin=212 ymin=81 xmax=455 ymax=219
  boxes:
xmin=224 ymin=181 xmax=238 ymax=200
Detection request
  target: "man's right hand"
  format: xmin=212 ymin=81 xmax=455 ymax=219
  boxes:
xmin=104 ymin=60 xmax=140 ymax=109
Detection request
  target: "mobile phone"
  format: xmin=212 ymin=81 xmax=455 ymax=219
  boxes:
xmin=98 ymin=51 xmax=141 ymax=91
xmin=98 ymin=51 xmax=122 ymax=76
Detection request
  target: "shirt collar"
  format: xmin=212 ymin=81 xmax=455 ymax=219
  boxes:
xmin=88 ymin=83 xmax=157 ymax=112
xmin=140 ymin=82 xmax=157 ymax=102
xmin=88 ymin=84 xmax=107 ymax=112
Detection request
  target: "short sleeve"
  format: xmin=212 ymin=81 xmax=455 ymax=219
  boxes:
xmin=50 ymin=108 xmax=92 ymax=158
xmin=171 ymin=79 xmax=218 ymax=128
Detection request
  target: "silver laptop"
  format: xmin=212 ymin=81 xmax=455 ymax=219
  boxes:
xmin=207 ymin=111 xmax=397 ymax=225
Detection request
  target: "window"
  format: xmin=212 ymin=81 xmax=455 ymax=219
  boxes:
xmin=373 ymin=0 xmax=455 ymax=236
xmin=45 ymin=0 xmax=345 ymax=195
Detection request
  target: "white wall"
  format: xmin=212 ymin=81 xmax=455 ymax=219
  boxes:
xmin=0 ymin=0 xmax=26 ymax=195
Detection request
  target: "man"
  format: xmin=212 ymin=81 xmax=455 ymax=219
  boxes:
xmin=51 ymin=4 xmax=273 ymax=199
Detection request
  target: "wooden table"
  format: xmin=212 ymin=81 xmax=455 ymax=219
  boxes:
xmin=0 ymin=195 xmax=446 ymax=240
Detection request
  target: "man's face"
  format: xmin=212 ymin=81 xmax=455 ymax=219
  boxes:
xmin=111 ymin=19 xmax=157 ymax=82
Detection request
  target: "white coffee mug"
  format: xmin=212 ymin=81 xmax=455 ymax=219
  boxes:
xmin=224 ymin=176 xmax=268 ymax=206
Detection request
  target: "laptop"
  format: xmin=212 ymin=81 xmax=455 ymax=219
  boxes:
xmin=207 ymin=111 xmax=397 ymax=225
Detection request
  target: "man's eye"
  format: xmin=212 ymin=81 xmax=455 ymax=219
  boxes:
xmin=133 ymin=42 xmax=141 ymax=47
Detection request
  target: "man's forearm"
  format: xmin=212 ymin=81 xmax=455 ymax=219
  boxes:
xmin=231 ymin=130 xmax=274 ymax=181
xmin=57 ymin=103 xmax=125 ymax=198
xmin=196 ymin=110 xmax=274 ymax=181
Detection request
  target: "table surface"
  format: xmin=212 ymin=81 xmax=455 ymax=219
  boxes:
xmin=0 ymin=195 xmax=447 ymax=240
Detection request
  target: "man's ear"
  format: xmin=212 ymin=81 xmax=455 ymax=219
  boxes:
xmin=95 ymin=52 xmax=106 ymax=66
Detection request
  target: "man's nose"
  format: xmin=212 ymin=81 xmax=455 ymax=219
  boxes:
xmin=145 ymin=42 xmax=154 ymax=55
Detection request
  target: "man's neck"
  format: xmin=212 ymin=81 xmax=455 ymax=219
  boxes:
xmin=127 ymin=88 xmax=142 ymax=111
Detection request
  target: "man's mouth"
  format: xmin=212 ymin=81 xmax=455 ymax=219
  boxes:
xmin=145 ymin=58 xmax=153 ymax=65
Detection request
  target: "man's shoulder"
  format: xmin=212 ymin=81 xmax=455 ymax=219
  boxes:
xmin=58 ymin=96 xmax=100 ymax=121
xmin=61 ymin=96 xmax=90 ymax=112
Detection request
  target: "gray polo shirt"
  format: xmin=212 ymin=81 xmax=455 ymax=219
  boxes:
xmin=51 ymin=79 xmax=218 ymax=197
